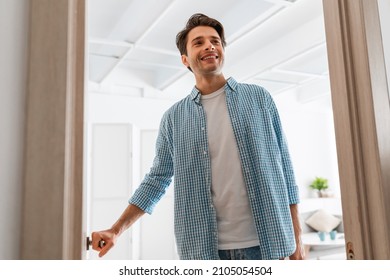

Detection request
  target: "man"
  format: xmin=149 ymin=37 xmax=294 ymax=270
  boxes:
xmin=92 ymin=13 xmax=304 ymax=260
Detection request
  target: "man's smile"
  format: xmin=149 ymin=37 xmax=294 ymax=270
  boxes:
xmin=201 ymin=53 xmax=219 ymax=61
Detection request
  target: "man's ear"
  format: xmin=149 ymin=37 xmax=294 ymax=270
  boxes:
xmin=181 ymin=54 xmax=189 ymax=68
xmin=181 ymin=54 xmax=193 ymax=72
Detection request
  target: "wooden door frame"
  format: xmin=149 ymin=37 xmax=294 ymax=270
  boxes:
xmin=22 ymin=0 xmax=85 ymax=259
xmin=323 ymin=0 xmax=390 ymax=259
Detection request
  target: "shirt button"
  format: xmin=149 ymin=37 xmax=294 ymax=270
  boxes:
xmin=203 ymin=151 xmax=207 ymax=155
xmin=201 ymin=127 xmax=205 ymax=130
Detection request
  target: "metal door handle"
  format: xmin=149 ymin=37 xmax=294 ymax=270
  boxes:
xmin=86 ymin=236 xmax=105 ymax=250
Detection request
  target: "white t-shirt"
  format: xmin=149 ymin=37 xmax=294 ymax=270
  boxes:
xmin=201 ymin=86 xmax=259 ymax=250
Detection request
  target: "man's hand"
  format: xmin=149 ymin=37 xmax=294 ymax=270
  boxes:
xmin=289 ymin=241 xmax=305 ymax=260
xmin=91 ymin=229 xmax=117 ymax=258
xmin=90 ymin=204 xmax=145 ymax=258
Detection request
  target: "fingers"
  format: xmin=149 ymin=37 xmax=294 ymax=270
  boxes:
xmin=91 ymin=232 xmax=104 ymax=250
xmin=98 ymin=241 xmax=114 ymax=258
xmin=91 ymin=231 xmax=114 ymax=257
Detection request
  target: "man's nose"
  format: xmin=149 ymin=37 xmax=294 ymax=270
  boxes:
xmin=205 ymin=42 xmax=215 ymax=51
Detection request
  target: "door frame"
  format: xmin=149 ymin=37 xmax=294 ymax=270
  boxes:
xmin=22 ymin=0 xmax=85 ymax=259
xmin=323 ymin=0 xmax=390 ymax=259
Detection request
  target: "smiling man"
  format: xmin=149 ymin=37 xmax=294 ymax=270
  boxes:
xmin=92 ymin=13 xmax=304 ymax=260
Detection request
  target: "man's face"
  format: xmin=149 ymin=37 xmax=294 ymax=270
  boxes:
xmin=181 ymin=26 xmax=225 ymax=76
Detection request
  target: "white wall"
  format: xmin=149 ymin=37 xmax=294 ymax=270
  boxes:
xmin=378 ymin=0 xmax=390 ymax=98
xmin=274 ymin=90 xmax=340 ymax=200
xmin=0 ymin=0 xmax=29 ymax=259
xmin=87 ymin=89 xmax=176 ymax=129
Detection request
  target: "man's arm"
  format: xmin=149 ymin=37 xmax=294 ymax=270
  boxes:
xmin=91 ymin=204 xmax=145 ymax=257
xmin=288 ymin=203 xmax=305 ymax=260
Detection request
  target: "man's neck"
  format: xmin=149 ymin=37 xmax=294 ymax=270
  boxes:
xmin=195 ymin=74 xmax=227 ymax=95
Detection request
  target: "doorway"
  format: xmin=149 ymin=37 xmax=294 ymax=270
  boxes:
xmin=84 ymin=0 xmax=343 ymax=260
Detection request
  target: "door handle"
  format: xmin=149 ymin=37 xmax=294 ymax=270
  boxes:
xmin=86 ymin=236 xmax=105 ymax=250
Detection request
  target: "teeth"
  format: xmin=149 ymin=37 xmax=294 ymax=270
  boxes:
xmin=202 ymin=56 xmax=217 ymax=60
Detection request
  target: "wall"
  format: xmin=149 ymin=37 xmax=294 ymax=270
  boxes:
xmin=274 ymin=90 xmax=340 ymax=200
xmin=0 ymin=0 xmax=29 ymax=259
xmin=378 ymin=0 xmax=390 ymax=97
xmin=87 ymin=88 xmax=176 ymax=129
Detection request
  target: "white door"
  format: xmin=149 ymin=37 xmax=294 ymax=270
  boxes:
xmin=85 ymin=125 xmax=178 ymax=259
xmin=86 ymin=123 xmax=133 ymax=260
xmin=134 ymin=129 xmax=178 ymax=260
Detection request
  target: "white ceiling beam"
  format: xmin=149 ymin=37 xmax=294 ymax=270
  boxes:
xmin=99 ymin=44 xmax=133 ymax=84
xmin=253 ymin=77 xmax=298 ymax=85
xmin=136 ymin=45 xmax=178 ymax=56
xmin=227 ymin=5 xmax=285 ymax=45
xmin=89 ymin=37 xmax=133 ymax=48
xmin=123 ymin=59 xmax=183 ymax=70
xmin=89 ymin=37 xmax=178 ymax=57
xmin=271 ymin=68 xmax=327 ymax=79
xmin=243 ymin=41 xmax=326 ymax=83
xmin=135 ymin=0 xmax=177 ymax=44
xmin=98 ymin=0 xmax=178 ymax=84
xmin=274 ymin=41 xmax=326 ymax=69
xmin=263 ymin=0 xmax=296 ymax=7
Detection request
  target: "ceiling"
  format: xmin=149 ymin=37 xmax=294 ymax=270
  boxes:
xmin=88 ymin=0 xmax=330 ymax=102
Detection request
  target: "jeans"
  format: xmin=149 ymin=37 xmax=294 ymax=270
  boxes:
xmin=218 ymin=246 xmax=262 ymax=260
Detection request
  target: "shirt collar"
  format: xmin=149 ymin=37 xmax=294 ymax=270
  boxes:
xmin=190 ymin=77 xmax=238 ymax=104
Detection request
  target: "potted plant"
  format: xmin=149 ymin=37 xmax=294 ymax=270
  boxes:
xmin=309 ymin=177 xmax=330 ymax=197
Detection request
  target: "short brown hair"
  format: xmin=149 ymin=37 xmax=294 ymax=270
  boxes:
xmin=176 ymin=13 xmax=226 ymax=56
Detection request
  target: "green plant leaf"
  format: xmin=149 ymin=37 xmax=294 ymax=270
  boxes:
xmin=309 ymin=176 xmax=329 ymax=191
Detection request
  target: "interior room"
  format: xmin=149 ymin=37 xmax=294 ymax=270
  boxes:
xmin=3 ymin=0 xmax=389 ymax=261
xmin=85 ymin=0 xmax=344 ymax=260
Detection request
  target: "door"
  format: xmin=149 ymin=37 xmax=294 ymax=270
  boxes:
xmin=85 ymin=123 xmax=133 ymax=260
xmin=133 ymin=129 xmax=178 ymax=260
xmin=84 ymin=125 xmax=177 ymax=259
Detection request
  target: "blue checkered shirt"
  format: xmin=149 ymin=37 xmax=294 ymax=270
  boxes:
xmin=129 ymin=77 xmax=300 ymax=259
